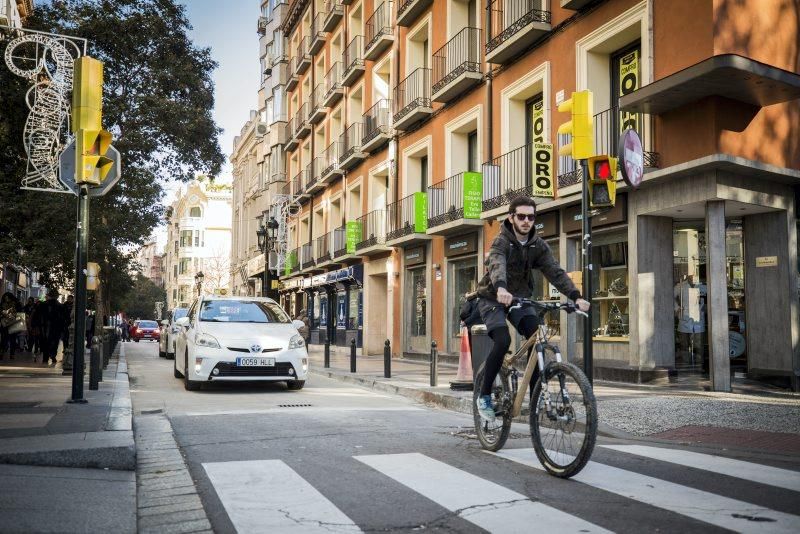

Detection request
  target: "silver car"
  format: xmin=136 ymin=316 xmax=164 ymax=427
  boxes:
xmin=158 ymin=307 xmax=189 ymax=359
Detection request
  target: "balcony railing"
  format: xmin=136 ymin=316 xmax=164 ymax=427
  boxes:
xmin=365 ymin=1 xmax=393 ymax=59
xmin=288 ymin=247 xmax=300 ymax=274
xmin=310 ymin=13 xmax=327 ymax=55
xmin=293 ymin=101 xmax=310 ymax=139
xmin=397 ymin=0 xmax=433 ymax=27
xmin=332 ymin=225 xmax=348 ymax=258
xmin=342 ymin=35 xmax=365 ymax=86
xmin=340 ymin=122 xmax=366 ymax=168
xmin=296 ymin=36 xmax=310 ymax=74
xmin=310 ymin=83 xmax=327 ymax=124
xmin=387 ymin=192 xmax=427 ymax=241
xmin=393 ymin=67 xmax=432 ymax=128
xmin=306 ymin=160 xmax=320 ymax=190
xmin=355 ymin=210 xmax=387 ymax=250
xmin=594 ymin=106 xmax=659 ymax=168
xmin=321 ymin=140 xmax=342 ymax=180
xmin=301 ymin=242 xmax=314 ymax=269
xmin=432 ymin=27 xmax=482 ymax=98
xmin=427 ymin=172 xmax=483 ymax=228
xmin=323 ymin=0 xmax=345 ymax=32
xmin=286 ymin=57 xmax=299 ymax=91
xmin=324 ymin=62 xmax=344 ymax=106
xmin=281 ymin=180 xmax=292 ymax=196
xmin=482 ymin=142 xmax=539 ymax=211
xmin=362 ymin=99 xmax=392 ymax=148
xmin=291 ymin=170 xmax=306 ymax=195
xmin=314 ymin=232 xmax=331 ymax=264
xmin=486 ymin=0 xmax=551 ymax=60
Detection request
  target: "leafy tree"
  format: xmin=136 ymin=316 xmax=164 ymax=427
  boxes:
xmin=0 ymin=0 xmax=224 ymax=330
xmin=115 ymin=272 xmax=167 ymax=321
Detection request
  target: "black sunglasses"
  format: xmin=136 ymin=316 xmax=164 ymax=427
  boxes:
xmin=513 ymin=213 xmax=536 ymax=222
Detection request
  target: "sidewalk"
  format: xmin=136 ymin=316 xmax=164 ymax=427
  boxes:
xmin=0 ymin=342 xmax=136 ymax=533
xmin=308 ymin=347 xmax=800 ymax=455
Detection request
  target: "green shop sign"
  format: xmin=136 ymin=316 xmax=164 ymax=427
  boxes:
xmin=284 ymin=250 xmax=297 ymax=276
xmin=413 ymin=192 xmax=428 ymax=233
xmin=346 ymin=221 xmax=362 ymax=254
xmin=463 ymin=172 xmax=483 ymax=219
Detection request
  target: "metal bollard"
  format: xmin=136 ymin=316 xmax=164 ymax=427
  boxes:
xmin=89 ymin=336 xmax=101 ymax=390
xmin=384 ymin=339 xmax=391 ymax=378
xmin=324 ymin=337 xmax=330 ymax=368
xmin=102 ymin=330 xmax=110 ymax=368
xmin=350 ymin=338 xmax=356 ymax=373
xmin=430 ymin=340 xmax=438 ymax=387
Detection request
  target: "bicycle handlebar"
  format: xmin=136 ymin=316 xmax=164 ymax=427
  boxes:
xmin=508 ymin=298 xmax=589 ymax=318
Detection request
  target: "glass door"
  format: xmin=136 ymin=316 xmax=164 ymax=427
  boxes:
xmin=673 ymin=222 xmax=708 ymax=374
xmin=405 ymin=267 xmax=427 ymax=353
xmin=447 ymin=256 xmax=478 ymax=353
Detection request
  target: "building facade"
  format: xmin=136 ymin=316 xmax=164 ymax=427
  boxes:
xmin=163 ymin=179 xmax=233 ymax=309
xmin=135 ymin=240 xmax=165 ymax=288
xmin=238 ymin=0 xmax=799 ymax=391
xmin=0 ymin=0 xmax=33 ymax=28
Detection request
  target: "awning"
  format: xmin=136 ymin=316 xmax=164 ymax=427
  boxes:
xmin=619 ymin=54 xmax=800 ymax=114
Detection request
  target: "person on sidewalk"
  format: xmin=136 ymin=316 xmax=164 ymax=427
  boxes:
xmin=473 ymin=197 xmax=590 ymax=422
xmin=0 ymin=292 xmax=23 ymax=360
xmin=85 ymin=310 xmax=95 ymax=348
xmin=40 ymin=290 xmax=65 ymax=365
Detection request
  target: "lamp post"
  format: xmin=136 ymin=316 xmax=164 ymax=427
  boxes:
xmin=194 ymin=271 xmax=204 ymax=297
xmin=257 ymin=216 xmax=280 ymax=300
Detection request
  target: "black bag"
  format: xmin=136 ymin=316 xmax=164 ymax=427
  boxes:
xmin=459 ymin=293 xmax=482 ymax=328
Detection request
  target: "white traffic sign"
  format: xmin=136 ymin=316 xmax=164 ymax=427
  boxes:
xmin=618 ymin=129 xmax=644 ymax=189
xmin=58 ymin=140 xmax=122 ymax=197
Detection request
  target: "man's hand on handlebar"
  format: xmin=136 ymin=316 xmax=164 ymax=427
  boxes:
xmin=496 ymin=287 xmax=513 ymax=306
xmin=575 ymin=298 xmax=591 ymax=313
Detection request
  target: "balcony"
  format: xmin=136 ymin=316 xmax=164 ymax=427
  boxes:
xmin=267 ymin=121 xmax=286 ymax=148
xmin=320 ymin=141 xmax=344 ymax=183
xmin=257 ymin=16 xmax=267 ymax=36
xmin=314 ymin=232 xmax=332 ymax=266
xmin=427 ymin=171 xmax=484 ymax=235
xmin=280 ymin=180 xmax=292 ymax=196
xmin=486 ymin=0 xmax=552 ymax=65
xmin=323 ymin=62 xmax=344 ymax=108
xmin=361 ymin=99 xmax=392 ymax=153
xmin=295 ymin=101 xmax=311 ymax=140
xmin=396 ymin=0 xmax=432 ymax=27
xmin=270 ymin=169 xmax=287 ymax=185
xmin=342 ymin=35 xmax=365 ymax=87
xmin=300 ymin=242 xmax=315 ymax=271
xmin=296 ymin=36 xmax=311 ymax=74
xmin=355 ymin=210 xmax=389 ymax=256
xmin=331 ymin=224 xmax=357 ymax=262
xmin=288 ymin=247 xmax=300 ymax=275
xmin=306 ymin=159 xmax=325 ymax=195
xmin=393 ymin=67 xmax=433 ymax=131
xmin=323 ymin=0 xmax=345 ymax=32
xmin=291 ymin=170 xmax=310 ymax=203
xmin=386 ymin=192 xmax=430 ymax=246
xmin=432 ymin=27 xmax=483 ymax=103
xmin=310 ymin=13 xmax=327 ymax=55
xmin=339 ymin=122 xmax=367 ymax=170
xmin=286 ymin=57 xmax=299 ymax=91
xmin=309 ymin=84 xmax=327 ymax=124
xmin=481 ymin=142 xmax=540 ymax=218
xmin=272 ymin=61 xmax=290 ymax=86
xmin=365 ymin=1 xmax=394 ymax=61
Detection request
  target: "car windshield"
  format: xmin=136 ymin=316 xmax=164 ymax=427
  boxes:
xmin=138 ymin=321 xmax=158 ymax=328
xmin=198 ymin=300 xmax=290 ymax=324
xmin=173 ymin=308 xmax=188 ymax=320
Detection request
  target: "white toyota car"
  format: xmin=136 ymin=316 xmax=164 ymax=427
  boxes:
xmin=173 ymin=296 xmax=309 ymax=391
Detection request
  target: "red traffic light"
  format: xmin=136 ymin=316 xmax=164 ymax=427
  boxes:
xmin=594 ymin=160 xmax=612 ymax=180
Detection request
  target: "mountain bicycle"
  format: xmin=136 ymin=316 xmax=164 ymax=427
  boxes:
xmin=472 ymin=298 xmax=598 ymax=478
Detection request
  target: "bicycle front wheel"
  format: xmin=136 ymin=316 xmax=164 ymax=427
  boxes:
xmin=530 ymin=361 xmax=597 ymax=478
xmin=472 ymin=363 xmax=512 ymax=452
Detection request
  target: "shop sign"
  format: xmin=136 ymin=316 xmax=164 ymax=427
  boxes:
xmin=337 ymin=293 xmax=346 ymax=330
xmin=756 ymin=256 xmax=778 ymax=267
xmin=563 ymin=194 xmax=627 ymax=234
xmin=463 ymin=172 xmax=483 ymax=219
xmin=532 ymin=143 xmax=554 ymax=198
xmin=312 ymin=274 xmax=327 ymax=287
xmin=534 ymin=211 xmax=559 ymax=239
xmin=619 ymin=49 xmax=640 ymax=133
xmin=404 ymin=246 xmax=426 ymax=267
xmin=444 ymin=233 xmax=478 ymax=258
xmin=284 ymin=250 xmax=297 ymax=276
xmin=346 ymin=221 xmax=362 ymax=254
xmin=357 ymin=291 xmax=363 ymax=330
xmin=319 ymin=294 xmax=327 ymax=327
xmin=413 ymin=192 xmax=428 ymax=232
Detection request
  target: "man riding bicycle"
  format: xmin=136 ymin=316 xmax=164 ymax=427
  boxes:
xmin=474 ymin=197 xmax=590 ymax=422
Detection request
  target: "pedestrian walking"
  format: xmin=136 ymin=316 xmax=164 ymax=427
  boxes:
xmin=120 ymin=317 xmax=130 ymax=342
xmin=39 ymin=289 xmax=65 ymax=365
xmin=85 ymin=310 xmax=95 ymax=348
xmin=0 ymin=292 xmax=23 ymax=360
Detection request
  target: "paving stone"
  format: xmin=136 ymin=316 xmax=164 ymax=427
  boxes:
xmin=137 ymin=484 xmax=199 ymax=500
xmin=138 ymin=519 xmax=212 ymax=534
xmin=138 ymin=494 xmax=203 ymax=509
xmin=139 ymin=463 xmax=187 ymax=474
xmin=138 ymin=499 xmax=204 ymax=517
xmin=138 ymin=509 xmax=209 ymax=529
xmin=138 ymin=474 xmax=194 ymax=490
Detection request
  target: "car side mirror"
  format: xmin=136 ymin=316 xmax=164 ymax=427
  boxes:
xmin=175 ymin=317 xmax=190 ymax=328
xmin=292 ymin=319 xmax=305 ymax=330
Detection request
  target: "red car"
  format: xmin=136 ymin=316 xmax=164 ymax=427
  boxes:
xmin=131 ymin=320 xmax=161 ymax=342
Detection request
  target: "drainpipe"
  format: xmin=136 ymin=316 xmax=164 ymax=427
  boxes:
xmin=486 ymin=2 xmax=493 ymax=162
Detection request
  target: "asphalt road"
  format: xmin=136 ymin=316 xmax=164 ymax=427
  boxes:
xmin=126 ymin=341 xmax=800 ymax=534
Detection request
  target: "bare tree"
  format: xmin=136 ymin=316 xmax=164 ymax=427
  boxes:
xmin=202 ymin=246 xmax=230 ymax=295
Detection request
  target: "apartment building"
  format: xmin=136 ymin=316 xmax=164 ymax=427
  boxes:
xmin=135 ymin=241 xmax=165 ymax=288
xmin=262 ymin=0 xmax=799 ymax=390
xmin=164 ymin=179 xmax=233 ymax=309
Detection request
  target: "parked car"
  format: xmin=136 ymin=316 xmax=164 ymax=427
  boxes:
xmin=131 ymin=320 xmax=161 ymax=342
xmin=173 ymin=296 xmax=308 ymax=391
xmin=158 ymin=307 xmax=188 ymax=359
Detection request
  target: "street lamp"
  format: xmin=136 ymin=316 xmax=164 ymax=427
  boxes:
xmin=194 ymin=271 xmax=204 ymax=296
xmin=257 ymin=216 xmax=280 ymax=300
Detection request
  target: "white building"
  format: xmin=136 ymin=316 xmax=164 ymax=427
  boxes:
xmin=163 ymin=178 xmax=233 ymax=309
xmin=135 ymin=240 xmax=164 ymax=288
xmin=0 ymin=0 xmax=32 ymax=29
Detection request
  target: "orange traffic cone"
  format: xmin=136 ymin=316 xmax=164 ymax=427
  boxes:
xmin=450 ymin=325 xmax=474 ymax=391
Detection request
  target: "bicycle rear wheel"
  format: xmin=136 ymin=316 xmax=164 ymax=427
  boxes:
xmin=472 ymin=363 xmax=512 ymax=452
xmin=529 ymin=361 xmax=597 ymax=478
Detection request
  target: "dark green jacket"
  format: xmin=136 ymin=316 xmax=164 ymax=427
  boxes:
xmin=477 ymin=219 xmax=581 ymax=302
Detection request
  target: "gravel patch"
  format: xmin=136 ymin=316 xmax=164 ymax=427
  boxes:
xmin=599 ymin=396 xmax=800 ymax=436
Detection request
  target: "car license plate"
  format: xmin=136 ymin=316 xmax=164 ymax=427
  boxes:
xmin=236 ymin=357 xmax=275 ymax=367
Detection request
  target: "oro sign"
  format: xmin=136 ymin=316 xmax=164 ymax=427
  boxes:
xmin=618 ymin=129 xmax=644 ymax=189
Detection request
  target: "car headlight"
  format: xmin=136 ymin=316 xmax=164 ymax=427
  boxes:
xmin=288 ymin=334 xmax=305 ymax=349
xmin=195 ymin=333 xmax=220 ymax=349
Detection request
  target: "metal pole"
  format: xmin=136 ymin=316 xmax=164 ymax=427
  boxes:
xmin=69 ymin=186 xmax=89 ymax=403
xmin=262 ymin=244 xmax=269 ymax=297
xmin=430 ymin=340 xmax=438 ymax=387
xmin=350 ymin=337 xmax=356 ymax=373
xmin=324 ymin=336 xmax=330 ymax=368
xmin=384 ymin=339 xmax=391 ymax=378
xmin=581 ymin=159 xmax=593 ymax=385
xmin=89 ymin=336 xmax=101 ymax=390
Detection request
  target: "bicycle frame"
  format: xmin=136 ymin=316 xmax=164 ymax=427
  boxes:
xmin=503 ymin=324 xmax=563 ymax=419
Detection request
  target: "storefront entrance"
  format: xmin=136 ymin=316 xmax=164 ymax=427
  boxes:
xmin=405 ymin=267 xmax=427 ymax=353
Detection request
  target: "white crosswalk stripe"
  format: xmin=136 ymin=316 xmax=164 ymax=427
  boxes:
xmin=601 ymin=444 xmax=800 ymax=492
xmin=492 ymin=448 xmax=800 ymax=534
xmin=202 ymin=459 xmax=361 ymax=533
xmin=356 ymin=452 xmax=613 ymax=533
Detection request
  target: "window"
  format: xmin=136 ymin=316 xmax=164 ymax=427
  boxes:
xmin=189 ymin=206 xmax=201 ymax=218
xmin=199 ymin=299 xmax=290 ymax=323
xmin=179 ymin=258 xmax=190 ymax=274
xmin=420 ymin=155 xmax=428 ymax=191
xmin=467 ymin=131 xmax=478 ymax=172
xmin=173 ymin=265 xmax=178 ymax=278
xmin=194 ymin=230 xmax=200 ymax=247
xmin=180 ymin=230 xmax=192 ymax=247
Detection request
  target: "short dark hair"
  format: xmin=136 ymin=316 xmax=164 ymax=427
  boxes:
xmin=508 ymin=196 xmax=537 ymax=215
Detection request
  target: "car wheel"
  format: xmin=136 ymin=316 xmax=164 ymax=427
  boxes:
xmin=184 ymin=351 xmax=200 ymax=391
xmin=174 ymin=366 xmax=182 ymax=378
xmin=159 ymin=348 xmax=166 ymax=358
xmin=286 ymin=380 xmax=305 ymax=390
xmin=134 ymin=339 xmax=139 ymax=343
xmin=166 ymin=351 xmax=175 ymax=360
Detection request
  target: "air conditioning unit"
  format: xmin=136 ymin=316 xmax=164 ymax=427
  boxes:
xmin=263 ymin=54 xmax=274 ymax=76
xmin=255 ymin=122 xmax=269 ymax=137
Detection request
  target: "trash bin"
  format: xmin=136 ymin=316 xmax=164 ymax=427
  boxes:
xmin=470 ymin=324 xmax=493 ymax=376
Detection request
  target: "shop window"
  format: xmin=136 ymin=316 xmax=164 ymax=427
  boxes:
xmin=447 ymin=256 xmax=478 ymax=352
xmin=589 ymin=231 xmax=629 ymax=340
xmin=348 ymin=290 xmax=359 ymax=329
xmin=189 ymin=206 xmax=201 ymax=218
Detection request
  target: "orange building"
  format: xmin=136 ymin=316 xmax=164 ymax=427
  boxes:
xmin=256 ymin=0 xmax=800 ymax=391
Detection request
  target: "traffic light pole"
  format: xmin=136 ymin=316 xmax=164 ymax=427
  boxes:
xmin=69 ymin=185 xmax=89 ymax=403
xmin=580 ymin=159 xmax=593 ymax=385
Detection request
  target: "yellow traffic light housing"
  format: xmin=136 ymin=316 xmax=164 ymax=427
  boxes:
xmin=587 ymin=155 xmax=618 ymax=208
xmin=557 ymin=90 xmax=593 ymax=161
xmin=76 ymin=129 xmax=114 ymax=185
xmin=72 ymin=56 xmax=114 ymax=185
xmin=86 ymin=262 xmax=101 ymax=290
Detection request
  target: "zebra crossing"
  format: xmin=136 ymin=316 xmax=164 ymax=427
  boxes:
xmin=200 ymin=445 xmax=800 ymax=533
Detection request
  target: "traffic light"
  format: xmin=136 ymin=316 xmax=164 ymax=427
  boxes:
xmin=587 ymin=155 xmax=618 ymax=208
xmin=72 ymin=56 xmax=113 ymax=185
xmin=86 ymin=262 xmax=101 ymax=290
xmin=557 ymin=90 xmax=593 ymax=160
